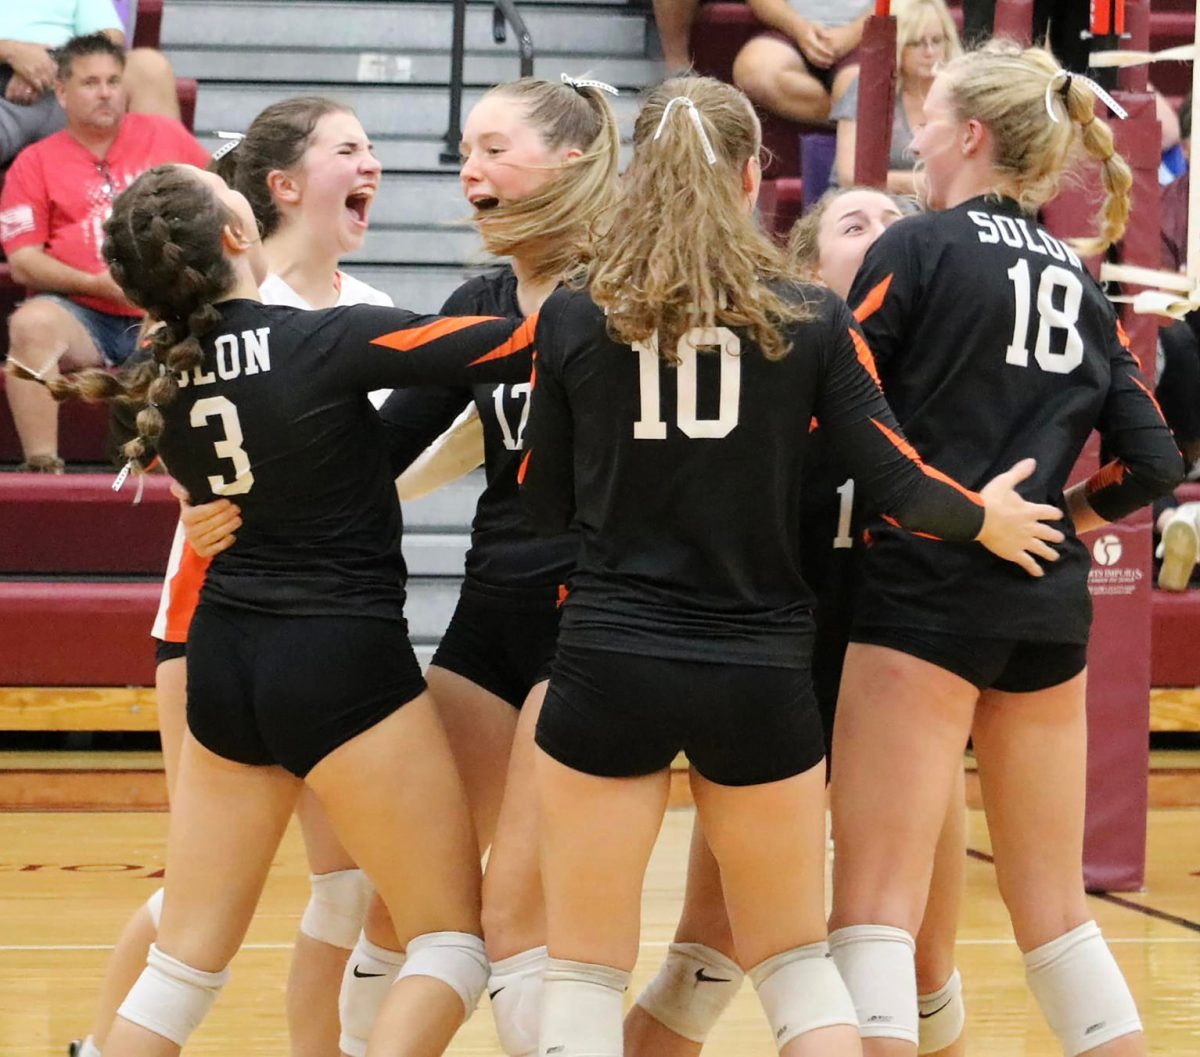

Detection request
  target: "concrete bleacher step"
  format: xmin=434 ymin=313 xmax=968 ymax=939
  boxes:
xmin=163 ymin=1 xmax=649 ymax=56
xmin=170 ymin=47 xmax=660 ymax=89
xmin=191 ymin=83 xmax=641 ymax=143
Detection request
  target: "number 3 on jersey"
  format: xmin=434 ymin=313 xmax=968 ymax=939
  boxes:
xmin=191 ymin=395 xmax=255 ymax=496
xmin=633 ymin=327 xmax=742 ymax=439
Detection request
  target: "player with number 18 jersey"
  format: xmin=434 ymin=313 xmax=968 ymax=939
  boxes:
xmin=847 ymin=196 xmax=1183 ymax=650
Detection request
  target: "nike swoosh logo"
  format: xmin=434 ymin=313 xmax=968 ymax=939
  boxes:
xmin=489 ymin=987 xmax=505 ymax=1000
xmin=695 ymin=968 xmax=733 ymax=983
xmin=352 ymin=966 xmax=386 ymax=978
xmin=919 ymin=998 xmax=952 ymax=1019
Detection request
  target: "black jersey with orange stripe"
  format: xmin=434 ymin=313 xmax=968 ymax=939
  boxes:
xmin=847 ymin=195 xmax=1182 ymax=643
xmin=379 ymin=267 xmax=577 ymax=598
xmin=520 ymin=283 xmax=986 ymax=668
xmin=156 ymin=298 xmax=533 ymax=620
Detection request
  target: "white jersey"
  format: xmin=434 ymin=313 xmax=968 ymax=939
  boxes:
xmin=151 ymin=269 xmax=395 ymax=642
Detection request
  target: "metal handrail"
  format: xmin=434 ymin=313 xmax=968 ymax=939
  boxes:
xmin=440 ymin=0 xmax=536 ymax=164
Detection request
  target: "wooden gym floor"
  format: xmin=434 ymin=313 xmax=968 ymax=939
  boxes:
xmin=0 ymin=802 xmax=1197 ymax=1056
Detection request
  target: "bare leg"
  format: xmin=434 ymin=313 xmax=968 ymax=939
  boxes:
xmin=732 ymin=37 xmax=832 ymax=123
xmin=829 ymin=645 xmax=978 ymax=1057
xmin=480 ymin=682 xmax=547 ymax=961
xmin=103 ymin=734 xmax=302 ymax=1057
xmin=87 ymin=656 xmax=188 ymax=1050
xmin=288 ymin=790 xmax=362 ymax=1057
xmin=624 ymin=818 xmax=734 ymax=1057
xmin=693 ymin=765 xmax=859 ymax=1057
xmin=914 ymin=768 xmax=967 ymax=1057
xmin=426 ymin=664 xmax=519 ymax=853
xmin=124 ymin=49 xmax=181 ymax=121
xmin=653 ymin=0 xmax=702 ymax=71
xmin=6 ymin=297 xmax=102 ymax=462
xmin=974 ymin=673 xmax=1146 ymax=1057
xmin=305 ymin=695 xmax=483 ymax=1057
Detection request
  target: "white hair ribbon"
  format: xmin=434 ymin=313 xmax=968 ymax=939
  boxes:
xmin=653 ymin=96 xmax=717 ymax=165
xmin=211 ymin=130 xmax=246 ymax=162
xmin=560 ymin=73 xmax=619 ymax=96
xmin=1044 ymin=68 xmax=1128 ymax=124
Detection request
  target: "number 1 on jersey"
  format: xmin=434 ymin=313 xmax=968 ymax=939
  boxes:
xmin=633 ymin=328 xmax=742 ymax=440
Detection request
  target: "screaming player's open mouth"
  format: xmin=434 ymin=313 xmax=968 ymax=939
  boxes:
xmin=345 ymin=186 xmax=375 ymax=227
xmin=470 ymin=195 xmax=501 ymax=211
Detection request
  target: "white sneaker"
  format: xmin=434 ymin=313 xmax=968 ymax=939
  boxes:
xmin=1158 ymin=503 xmax=1200 ymax=591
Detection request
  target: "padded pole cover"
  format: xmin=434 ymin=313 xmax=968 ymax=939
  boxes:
xmin=852 ymin=15 xmax=897 ymax=189
xmin=992 ymin=0 xmax=1034 ymax=44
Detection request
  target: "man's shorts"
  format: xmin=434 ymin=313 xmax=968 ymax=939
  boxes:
xmin=35 ymin=293 xmax=141 ymax=366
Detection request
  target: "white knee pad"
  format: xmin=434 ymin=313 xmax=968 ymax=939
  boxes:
xmin=539 ymin=958 xmax=629 ymax=1057
xmin=917 ymin=968 xmax=965 ymax=1055
xmin=635 ymin=942 xmax=744 ymax=1043
xmin=116 ymin=943 xmax=229 ymax=1046
xmin=488 ymin=946 xmax=548 ymax=1057
xmin=396 ymin=931 xmax=489 ymax=1016
xmin=749 ymin=941 xmax=858 ymax=1050
xmin=145 ymin=887 xmax=165 ymax=930
xmin=338 ymin=932 xmax=406 ymax=1057
xmin=829 ymin=924 xmax=919 ymax=1044
xmin=300 ymin=869 xmax=372 ymax=949
xmin=1023 ymin=920 xmax=1142 ymax=1056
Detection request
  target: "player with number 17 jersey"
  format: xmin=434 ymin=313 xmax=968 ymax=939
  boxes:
xmin=847 ymin=196 xmax=1183 ymax=644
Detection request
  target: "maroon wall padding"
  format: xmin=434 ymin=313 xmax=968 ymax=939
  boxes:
xmin=177 ymin=79 xmax=197 ymax=133
xmin=0 ymin=474 xmax=176 ymax=575
xmin=0 ymin=581 xmax=158 ymax=685
xmin=0 ymin=371 xmax=112 ymax=464
xmin=1151 ymin=592 xmax=1200 ymax=686
xmin=852 ymin=15 xmax=896 ymax=189
xmin=132 ymin=0 xmax=163 ymax=49
xmin=1119 ymin=0 xmax=1150 ymax=95
xmin=1082 ymin=83 xmax=1161 ymax=893
xmin=757 ymin=178 xmax=804 ymax=241
xmin=992 ymin=0 xmax=1034 ymax=43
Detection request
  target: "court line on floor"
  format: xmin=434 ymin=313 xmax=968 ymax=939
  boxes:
xmin=968 ymin=847 xmax=1200 ymax=935
xmin=5 ymin=937 xmax=1200 ymax=953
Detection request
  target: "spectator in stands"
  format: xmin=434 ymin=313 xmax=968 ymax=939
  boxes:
xmin=831 ymin=0 xmax=961 ymax=194
xmin=0 ymin=0 xmax=181 ymax=166
xmin=653 ymin=0 xmax=701 ymax=73
xmin=0 ymin=33 xmax=207 ymax=473
xmin=732 ymin=0 xmax=872 ymax=124
xmin=1162 ymin=91 xmax=1191 ymax=273
xmin=961 ymin=1 xmax=1117 ymax=86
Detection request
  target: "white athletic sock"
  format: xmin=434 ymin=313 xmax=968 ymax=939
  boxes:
xmin=77 ymin=1037 xmax=102 ymax=1057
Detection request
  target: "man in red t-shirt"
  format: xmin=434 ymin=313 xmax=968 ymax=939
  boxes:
xmin=0 ymin=32 xmax=207 ymax=472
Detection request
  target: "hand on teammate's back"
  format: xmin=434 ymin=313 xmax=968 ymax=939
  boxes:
xmin=975 ymin=458 xmax=1065 ymax=578
xmin=172 ymin=482 xmax=243 ymax=558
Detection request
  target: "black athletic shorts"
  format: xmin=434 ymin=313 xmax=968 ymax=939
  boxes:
xmin=431 ymin=580 xmax=561 ymax=708
xmin=155 ymin=638 xmax=187 ymax=666
xmin=187 ymin=603 xmax=426 ymax=778
xmin=535 ymin=641 xmax=827 ymax=786
xmin=850 ymin=626 xmax=1088 ymax=693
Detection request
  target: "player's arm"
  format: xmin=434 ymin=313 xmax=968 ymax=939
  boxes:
xmin=1065 ymin=326 xmax=1184 ymax=533
xmin=817 ymin=316 xmax=1065 ymax=576
xmin=377 ymin=384 xmax=474 ymax=478
xmin=333 ymin=305 xmax=536 ymax=390
xmin=519 ymin=302 xmax=575 ymax=535
xmin=845 ymin=220 xmax=921 ymax=372
xmin=395 ymin=404 xmax=484 ymax=501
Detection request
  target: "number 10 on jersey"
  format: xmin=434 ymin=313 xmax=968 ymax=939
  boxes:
xmin=633 ymin=328 xmax=742 ymax=440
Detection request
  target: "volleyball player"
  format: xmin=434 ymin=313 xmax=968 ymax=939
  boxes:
xmin=826 ymin=46 xmax=1183 ymax=1057
xmin=178 ymin=77 xmax=622 ymax=1057
xmin=10 ymin=161 xmax=535 ymax=1057
xmin=626 ymin=186 xmax=969 ymax=1057
xmin=519 ymin=75 xmax=1064 ymax=1057
xmin=72 ymin=97 xmax=403 ymax=1057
